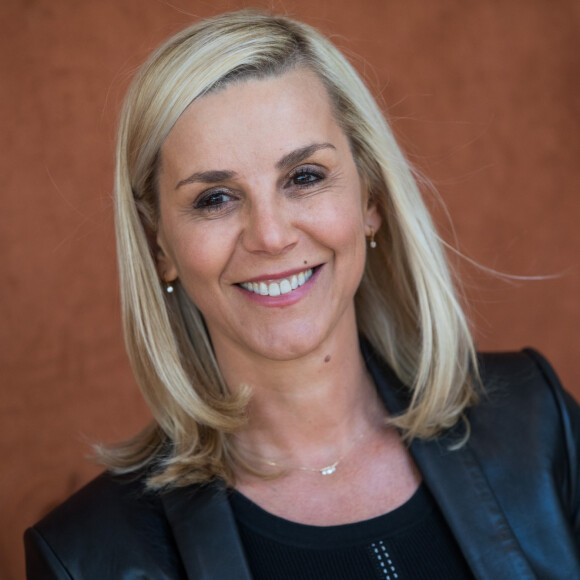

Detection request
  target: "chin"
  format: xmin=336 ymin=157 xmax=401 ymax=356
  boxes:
xmin=244 ymin=326 xmax=326 ymax=362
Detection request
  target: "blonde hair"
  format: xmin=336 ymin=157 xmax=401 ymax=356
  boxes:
xmin=103 ymin=9 xmax=479 ymax=488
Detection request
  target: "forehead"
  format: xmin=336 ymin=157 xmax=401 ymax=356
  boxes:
xmin=159 ymin=67 xmax=347 ymax=173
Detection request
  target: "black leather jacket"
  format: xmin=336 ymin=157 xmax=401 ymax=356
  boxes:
xmin=24 ymin=348 xmax=580 ymax=579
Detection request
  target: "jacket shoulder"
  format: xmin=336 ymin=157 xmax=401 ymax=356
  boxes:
xmin=475 ymin=348 xmax=578 ymax=437
xmin=471 ymin=349 xmax=580 ymax=527
xmin=25 ymin=472 xmax=187 ymax=579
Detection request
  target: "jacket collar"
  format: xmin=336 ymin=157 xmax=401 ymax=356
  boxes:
xmin=160 ymin=342 xmax=535 ymax=580
xmin=160 ymin=483 xmax=253 ymax=580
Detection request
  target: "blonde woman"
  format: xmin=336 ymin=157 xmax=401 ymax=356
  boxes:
xmin=25 ymin=10 xmax=579 ymax=579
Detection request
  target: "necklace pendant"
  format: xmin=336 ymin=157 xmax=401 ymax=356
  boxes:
xmin=321 ymin=464 xmax=337 ymax=475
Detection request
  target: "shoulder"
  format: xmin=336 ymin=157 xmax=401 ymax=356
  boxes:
xmin=473 ymin=348 xmax=579 ymax=441
xmin=31 ymin=471 xmax=164 ymax=537
xmin=25 ymin=472 xmax=188 ymax=578
xmin=469 ymin=349 xmax=580 ymax=512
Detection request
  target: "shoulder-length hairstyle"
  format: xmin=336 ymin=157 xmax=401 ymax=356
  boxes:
xmin=102 ymin=9 xmax=479 ymax=488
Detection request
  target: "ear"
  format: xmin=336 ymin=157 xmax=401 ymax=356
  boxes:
xmin=155 ymin=231 xmax=178 ymax=283
xmin=363 ymin=197 xmax=382 ymax=235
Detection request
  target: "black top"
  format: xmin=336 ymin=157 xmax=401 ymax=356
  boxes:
xmin=230 ymin=483 xmax=475 ymax=579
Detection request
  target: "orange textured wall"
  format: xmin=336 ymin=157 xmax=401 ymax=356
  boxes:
xmin=2 ymin=1 xmax=579 ymax=578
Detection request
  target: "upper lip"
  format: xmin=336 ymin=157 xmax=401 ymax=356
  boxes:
xmin=236 ymin=265 xmax=320 ymax=285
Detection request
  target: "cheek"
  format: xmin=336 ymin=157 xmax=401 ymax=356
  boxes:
xmin=308 ymin=196 xmax=366 ymax=253
xmin=167 ymin=224 xmax=232 ymax=289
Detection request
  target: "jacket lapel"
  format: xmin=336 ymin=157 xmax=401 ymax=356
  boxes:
xmin=161 ymin=483 xmax=253 ymax=580
xmin=410 ymin=434 xmax=536 ymax=579
xmin=362 ymin=343 xmax=536 ymax=580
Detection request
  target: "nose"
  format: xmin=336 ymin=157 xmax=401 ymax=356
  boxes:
xmin=241 ymin=196 xmax=299 ymax=255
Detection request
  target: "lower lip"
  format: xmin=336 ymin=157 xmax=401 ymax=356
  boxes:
xmin=235 ymin=266 xmax=323 ymax=307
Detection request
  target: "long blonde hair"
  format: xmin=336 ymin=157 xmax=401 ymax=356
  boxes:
xmin=102 ymin=9 xmax=479 ymax=488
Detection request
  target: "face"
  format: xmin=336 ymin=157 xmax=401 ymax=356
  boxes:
xmin=155 ymin=68 xmax=381 ymax=364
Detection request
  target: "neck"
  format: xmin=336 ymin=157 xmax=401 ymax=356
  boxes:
xmin=213 ymin=326 xmax=383 ymax=472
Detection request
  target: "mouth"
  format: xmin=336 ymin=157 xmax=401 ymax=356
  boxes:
xmin=238 ymin=266 xmax=317 ymax=297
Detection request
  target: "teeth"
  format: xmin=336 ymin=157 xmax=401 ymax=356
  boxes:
xmin=240 ymin=268 xmax=313 ymax=296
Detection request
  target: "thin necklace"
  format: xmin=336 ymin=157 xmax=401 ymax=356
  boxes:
xmin=261 ymin=428 xmax=370 ymax=476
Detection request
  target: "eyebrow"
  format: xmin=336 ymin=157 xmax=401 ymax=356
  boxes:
xmin=275 ymin=142 xmax=336 ymax=171
xmin=174 ymin=142 xmax=336 ymax=191
xmin=175 ymin=170 xmax=237 ymax=191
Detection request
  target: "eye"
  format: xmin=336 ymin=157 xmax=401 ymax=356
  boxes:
xmin=194 ymin=190 xmax=234 ymax=213
xmin=288 ymin=166 xmax=325 ymax=188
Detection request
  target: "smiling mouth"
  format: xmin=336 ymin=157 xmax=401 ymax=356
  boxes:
xmin=239 ymin=267 xmax=314 ymax=297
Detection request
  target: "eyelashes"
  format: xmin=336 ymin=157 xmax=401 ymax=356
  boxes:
xmin=194 ymin=190 xmax=235 ymax=212
xmin=287 ymin=166 xmax=325 ymax=188
xmin=193 ymin=165 xmax=327 ymax=215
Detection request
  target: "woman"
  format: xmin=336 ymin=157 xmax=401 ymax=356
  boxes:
xmin=25 ymin=10 xmax=579 ymax=579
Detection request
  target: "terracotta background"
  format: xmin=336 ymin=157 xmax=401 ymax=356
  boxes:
xmin=1 ymin=1 xmax=579 ymax=578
